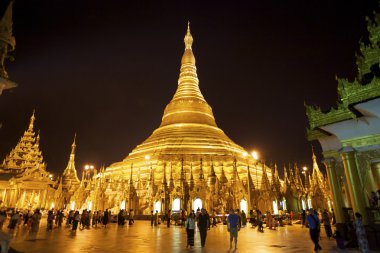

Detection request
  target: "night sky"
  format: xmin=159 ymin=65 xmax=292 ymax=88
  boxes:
xmin=0 ymin=0 xmax=378 ymax=177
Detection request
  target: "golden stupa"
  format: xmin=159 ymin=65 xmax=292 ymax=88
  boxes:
xmin=105 ymin=23 xmax=266 ymax=214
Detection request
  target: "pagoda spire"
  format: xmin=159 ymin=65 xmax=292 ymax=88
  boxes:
xmin=62 ymin=134 xmax=80 ymax=193
xmin=28 ymin=110 xmax=35 ymax=131
xmin=160 ymin=23 xmax=217 ymax=127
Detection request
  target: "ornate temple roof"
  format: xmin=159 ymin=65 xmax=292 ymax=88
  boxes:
xmin=108 ymin=24 xmax=249 ymax=173
xmin=1 ymin=111 xmax=46 ymax=173
xmin=306 ymin=11 xmax=380 ymax=139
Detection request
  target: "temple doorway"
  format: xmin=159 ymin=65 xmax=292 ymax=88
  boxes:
xmin=172 ymin=198 xmax=181 ymax=211
xmin=193 ymin=198 xmax=202 ymax=212
xmin=240 ymin=199 xmax=247 ymax=214
xmin=154 ymin=201 xmax=162 ymax=213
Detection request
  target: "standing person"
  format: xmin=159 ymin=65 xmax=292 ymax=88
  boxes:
xmin=57 ymin=210 xmax=64 ymax=227
xmin=128 ymin=209 xmax=134 ymax=225
xmin=92 ymin=211 xmax=98 ymax=228
xmin=29 ymin=209 xmax=42 ymax=241
xmin=241 ymin=210 xmax=247 ymax=227
xmin=167 ymin=210 xmax=171 ymax=228
xmin=353 ymin=212 xmax=369 ymax=253
xmin=150 ymin=211 xmax=154 ymax=227
xmin=46 ymin=210 xmax=54 ymax=231
xmin=257 ymin=210 xmax=264 ymax=232
xmin=72 ymin=211 xmax=80 ymax=232
xmin=103 ymin=209 xmax=109 ymax=228
xmin=154 ymin=210 xmax=158 ymax=226
xmin=322 ymin=210 xmax=332 ymax=239
xmin=197 ymin=208 xmax=209 ymax=247
xmin=266 ymin=211 xmax=273 ymax=229
xmin=185 ymin=212 xmax=195 ymax=248
xmin=305 ymin=208 xmax=322 ymax=252
xmin=301 ymin=209 xmax=306 ymax=228
xmin=227 ymin=209 xmax=240 ymax=249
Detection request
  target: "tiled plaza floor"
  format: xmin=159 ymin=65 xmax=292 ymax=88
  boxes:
xmin=5 ymin=220 xmax=367 ymax=253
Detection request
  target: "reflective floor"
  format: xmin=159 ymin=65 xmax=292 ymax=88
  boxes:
xmin=6 ymin=221 xmax=364 ymax=253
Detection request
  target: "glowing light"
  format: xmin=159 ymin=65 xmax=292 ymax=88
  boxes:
xmin=272 ymin=200 xmax=278 ymax=214
xmin=193 ymin=198 xmax=202 ymax=212
xmin=145 ymin=155 xmax=150 ymax=161
xmin=172 ymin=198 xmax=180 ymax=211
xmin=301 ymin=199 xmax=306 ymax=210
xmin=240 ymin=199 xmax=247 ymax=214
xmin=121 ymin=200 xmax=126 ymax=210
xmin=303 ymin=166 xmax=307 ymax=171
xmin=251 ymin=151 xmax=259 ymax=160
xmin=154 ymin=201 xmax=161 ymax=213
xmin=88 ymin=201 xmax=92 ymax=211
xmin=242 ymin=152 xmax=248 ymax=157
xmin=71 ymin=201 xmax=75 ymax=210
xmin=51 ymin=202 xmax=55 ymax=209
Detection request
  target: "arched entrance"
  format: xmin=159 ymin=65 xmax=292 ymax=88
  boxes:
xmin=240 ymin=199 xmax=248 ymax=214
xmin=154 ymin=201 xmax=162 ymax=213
xmin=272 ymin=200 xmax=278 ymax=214
xmin=193 ymin=198 xmax=202 ymax=212
xmin=120 ymin=200 xmax=126 ymax=210
xmin=172 ymin=198 xmax=181 ymax=211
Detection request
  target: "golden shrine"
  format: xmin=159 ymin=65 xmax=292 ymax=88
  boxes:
xmin=0 ymin=23 xmax=332 ymax=216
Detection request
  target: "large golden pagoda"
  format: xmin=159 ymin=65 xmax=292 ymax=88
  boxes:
xmin=103 ymin=24 xmax=268 ymax=214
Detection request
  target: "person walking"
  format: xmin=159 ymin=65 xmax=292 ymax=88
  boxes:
xmin=167 ymin=210 xmax=171 ymax=228
xmin=150 ymin=211 xmax=154 ymax=227
xmin=103 ymin=209 xmax=109 ymax=228
xmin=306 ymin=208 xmax=322 ymax=252
xmin=322 ymin=210 xmax=332 ymax=239
xmin=301 ymin=209 xmax=306 ymax=228
xmin=46 ymin=210 xmax=54 ymax=231
xmin=29 ymin=209 xmax=42 ymax=240
xmin=241 ymin=210 xmax=247 ymax=227
xmin=72 ymin=211 xmax=80 ymax=232
xmin=197 ymin=208 xmax=209 ymax=247
xmin=227 ymin=209 xmax=240 ymax=249
xmin=353 ymin=212 xmax=369 ymax=253
xmin=185 ymin=212 xmax=195 ymax=248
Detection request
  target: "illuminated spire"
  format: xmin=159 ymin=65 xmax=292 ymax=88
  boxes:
xmin=184 ymin=21 xmax=193 ymax=50
xmin=160 ymin=23 xmax=217 ymax=127
xmin=28 ymin=110 xmax=35 ymax=131
xmin=62 ymin=134 xmax=80 ymax=190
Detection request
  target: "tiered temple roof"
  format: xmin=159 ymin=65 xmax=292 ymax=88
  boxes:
xmin=1 ymin=111 xmax=45 ymax=173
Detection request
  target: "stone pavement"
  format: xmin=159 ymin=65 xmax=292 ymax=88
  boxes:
xmin=6 ymin=221 xmax=364 ymax=253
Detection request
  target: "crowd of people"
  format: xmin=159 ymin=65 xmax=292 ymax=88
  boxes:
xmin=0 ymin=202 xmax=376 ymax=252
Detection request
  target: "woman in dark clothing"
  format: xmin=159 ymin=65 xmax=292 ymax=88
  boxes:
xmin=103 ymin=209 xmax=109 ymax=228
xmin=301 ymin=209 xmax=306 ymax=228
xmin=72 ymin=211 xmax=80 ymax=231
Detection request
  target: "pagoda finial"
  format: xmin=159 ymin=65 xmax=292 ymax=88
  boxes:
xmin=311 ymin=145 xmax=316 ymax=161
xmin=184 ymin=21 xmax=193 ymax=49
xmin=28 ymin=110 xmax=35 ymax=131
xmin=71 ymin=134 xmax=76 ymax=155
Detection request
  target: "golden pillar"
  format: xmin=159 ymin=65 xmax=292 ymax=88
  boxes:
xmin=340 ymin=147 xmax=368 ymax=223
xmin=370 ymin=160 xmax=380 ymax=191
xmin=323 ymin=158 xmax=345 ymax=223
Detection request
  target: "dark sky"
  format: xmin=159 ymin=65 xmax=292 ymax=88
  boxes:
xmin=0 ymin=0 xmax=378 ymax=177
